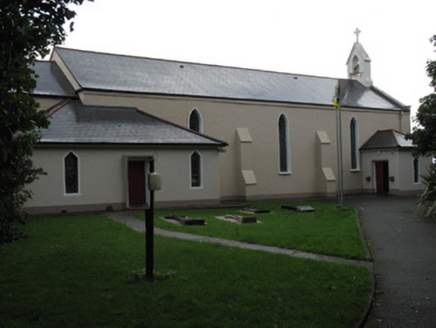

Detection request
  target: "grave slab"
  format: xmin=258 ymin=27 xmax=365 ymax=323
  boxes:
xmin=215 ymin=215 xmax=258 ymax=224
xmin=163 ymin=215 xmax=205 ymax=226
xmin=281 ymin=205 xmax=315 ymax=212
xmin=241 ymin=208 xmax=271 ymax=214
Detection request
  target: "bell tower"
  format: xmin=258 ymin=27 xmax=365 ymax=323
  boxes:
xmin=346 ymin=28 xmax=373 ymax=87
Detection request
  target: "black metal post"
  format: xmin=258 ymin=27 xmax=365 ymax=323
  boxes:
xmin=145 ymin=160 xmax=154 ymax=279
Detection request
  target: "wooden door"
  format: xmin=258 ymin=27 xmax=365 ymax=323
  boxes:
xmin=375 ymin=161 xmax=389 ymax=194
xmin=128 ymin=161 xmax=146 ymax=206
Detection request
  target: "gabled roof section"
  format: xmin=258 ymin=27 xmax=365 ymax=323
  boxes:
xmin=40 ymin=100 xmax=227 ymax=146
xmin=53 ymin=47 xmax=408 ymax=111
xmin=346 ymin=42 xmax=371 ymax=65
xmin=31 ymin=61 xmax=76 ymax=97
xmin=360 ymin=129 xmax=414 ymax=151
xmin=339 ymin=80 xmax=407 ymax=110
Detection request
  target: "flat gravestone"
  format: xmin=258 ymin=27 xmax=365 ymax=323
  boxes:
xmin=281 ymin=205 xmax=315 ymax=213
xmin=163 ymin=215 xmax=205 ymax=226
xmin=242 ymin=208 xmax=271 ymax=214
xmin=215 ymin=215 xmax=257 ymax=224
xmin=224 ymin=215 xmax=257 ymax=224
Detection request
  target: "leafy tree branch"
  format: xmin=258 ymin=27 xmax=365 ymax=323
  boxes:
xmin=0 ymin=0 xmax=88 ymax=243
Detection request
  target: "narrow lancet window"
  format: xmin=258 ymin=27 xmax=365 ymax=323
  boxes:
xmin=352 ymin=55 xmax=360 ymax=74
xmin=64 ymin=151 xmax=79 ymax=194
xmin=189 ymin=109 xmax=202 ymax=133
xmin=350 ymin=118 xmax=359 ymax=170
xmin=278 ymin=114 xmax=290 ymax=173
xmin=190 ymin=151 xmax=202 ymax=187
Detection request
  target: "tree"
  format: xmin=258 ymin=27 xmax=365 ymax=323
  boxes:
xmin=0 ymin=0 xmax=87 ymax=243
xmin=407 ymin=35 xmax=436 ymax=218
xmin=407 ymin=36 xmax=436 ymax=157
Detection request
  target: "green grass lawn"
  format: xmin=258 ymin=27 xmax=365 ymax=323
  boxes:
xmin=149 ymin=201 xmax=366 ymax=260
xmin=0 ymin=214 xmax=371 ymax=328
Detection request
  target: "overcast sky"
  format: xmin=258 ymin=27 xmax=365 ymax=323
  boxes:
xmin=63 ymin=0 xmax=436 ymax=120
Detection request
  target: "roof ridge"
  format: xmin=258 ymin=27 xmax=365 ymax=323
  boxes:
xmin=52 ymin=47 xmax=407 ymax=110
xmin=34 ymin=59 xmax=54 ymax=64
xmin=83 ymin=102 xmax=225 ymax=144
xmin=370 ymin=85 xmax=409 ymax=110
xmin=133 ymin=108 xmax=228 ymax=146
xmin=389 ymin=129 xmax=400 ymax=147
xmin=46 ymin=99 xmax=71 ymax=116
xmin=41 ymin=100 xmax=228 ymax=147
xmin=54 ymin=46 xmax=342 ymax=81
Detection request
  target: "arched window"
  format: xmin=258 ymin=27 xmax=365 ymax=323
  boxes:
xmin=190 ymin=151 xmax=202 ymax=188
xmin=64 ymin=151 xmax=79 ymax=194
xmin=352 ymin=55 xmax=360 ymax=74
xmin=350 ymin=118 xmax=360 ymax=170
xmin=278 ymin=114 xmax=290 ymax=173
xmin=413 ymin=157 xmax=420 ymax=184
xmin=189 ymin=108 xmax=202 ymax=133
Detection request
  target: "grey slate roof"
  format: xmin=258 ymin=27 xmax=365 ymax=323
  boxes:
xmin=54 ymin=47 xmax=407 ymax=111
xmin=31 ymin=61 xmax=75 ymax=97
xmin=360 ymin=130 xmax=414 ymax=151
xmin=40 ymin=100 xmax=226 ymax=146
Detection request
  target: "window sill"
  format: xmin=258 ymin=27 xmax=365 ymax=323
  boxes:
xmin=279 ymin=171 xmax=292 ymax=176
xmin=350 ymin=169 xmax=361 ymax=173
xmin=190 ymin=186 xmax=204 ymax=190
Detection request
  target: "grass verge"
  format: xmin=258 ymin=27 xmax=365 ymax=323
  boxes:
xmin=0 ymin=215 xmax=371 ymax=327
xmin=149 ymin=200 xmax=366 ymax=259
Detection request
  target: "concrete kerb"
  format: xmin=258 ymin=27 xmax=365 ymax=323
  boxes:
xmin=353 ymin=208 xmax=376 ymax=328
xmin=104 ymin=210 xmax=375 ymax=328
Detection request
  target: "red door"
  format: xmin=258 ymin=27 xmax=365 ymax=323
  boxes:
xmin=375 ymin=161 xmax=389 ymax=194
xmin=128 ymin=161 xmax=146 ymax=206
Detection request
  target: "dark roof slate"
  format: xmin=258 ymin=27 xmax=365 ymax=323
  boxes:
xmin=40 ymin=100 xmax=226 ymax=146
xmin=31 ymin=61 xmax=75 ymax=97
xmin=54 ymin=47 xmax=407 ymax=110
xmin=360 ymin=129 xmax=414 ymax=151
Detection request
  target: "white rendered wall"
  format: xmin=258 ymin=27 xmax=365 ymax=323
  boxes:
xmin=24 ymin=146 xmax=221 ymax=213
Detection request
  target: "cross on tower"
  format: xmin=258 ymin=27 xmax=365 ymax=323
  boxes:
xmin=354 ymin=28 xmax=361 ymax=43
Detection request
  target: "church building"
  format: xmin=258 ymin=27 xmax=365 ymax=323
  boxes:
xmin=24 ymin=35 xmax=430 ymax=214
